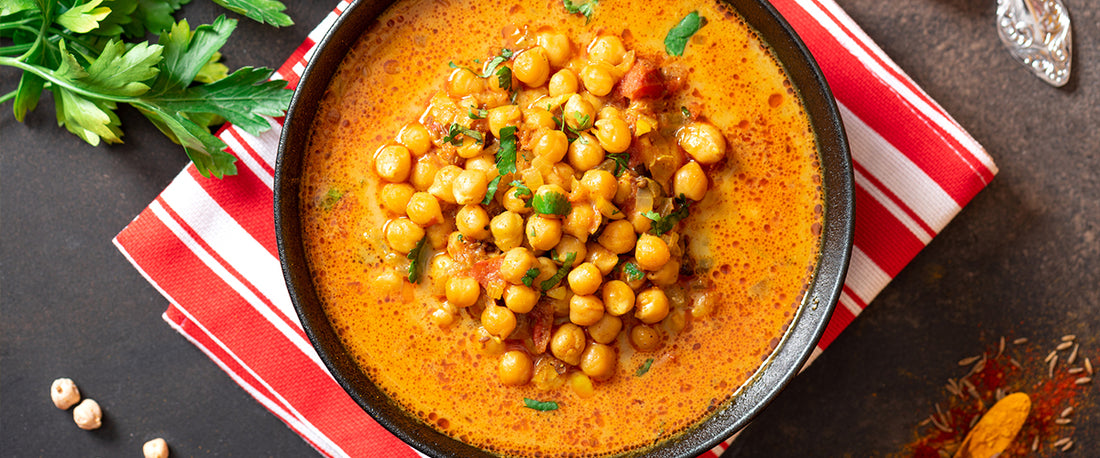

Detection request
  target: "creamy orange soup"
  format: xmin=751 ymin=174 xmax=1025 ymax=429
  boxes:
xmin=300 ymin=0 xmax=822 ymax=455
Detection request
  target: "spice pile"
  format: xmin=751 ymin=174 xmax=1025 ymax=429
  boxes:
xmin=907 ymin=335 xmax=1094 ymax=456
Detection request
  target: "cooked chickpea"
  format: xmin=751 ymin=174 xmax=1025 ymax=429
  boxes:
xmin=374 ymin=145 xmax=412 ymax=182
xmin=550 ymin=323 xmax=587 ymax=366
xmin=482 ymin=305 xmax=517 ymax=338
xmin=568 ymin=132 xmax=605 ymax=172
xmin=428 ymin=253 xmax=456 ymax=295
xmin=498 ymin=350 xmax=534 ymax=386
xmin=428 ymin=164 xmax=462 ymax=203
xmin=569 ymin=294 xmax=604 ymax=326
xmin=457 ymin=136 xmax=483 ymax=159
xmin=384 ymin=217 xmax=425 ymax=253
xmin=445 ymin=276 xmax=480 ymax=308
xmin=523 ymin=107 xmax=557 ymax=131
xmin=580 ymin=169 xmax=617 ymax=201
xmin=500 ymin=247 xmax=537 ymax=284
xmin=504 ymin=284 xmax=539 ymax=313
xmin=553 ymin=235 xmax=587 ymax=264
xmin=488 ymin=105 xmax=522 ymax=138
xmin=525 ymin=214 xmax=563 ymax=251
xmin=563 ymin=94 xmax=595 ymax=130
xmin=647 ymin=259 xmax=680 ymax=287
xmin=563 ymin=204 xmax=596 ymax=241
xmin=501 ymin=186 xmax=532 ymax=213
xmin=143 ymin=438 xmax=169 ymax=458
xmin=50 ymin=378 xmax=80 ymax=410
xmin=597 ymin=220 xmax=637 ymax=254
xmin=567 ymin=262 xmax=602 ymax=296
xmin=601 ymin=280 xmax=636 ymax=315
xmin=396 ymin=123 xmax=432 ymax=156
xmin=430 ymin=303 xmax=457 ymax=328
xmin=465 ymin=153 xmax=496 ymax=174
xmin=634 ymin=234 xmax=671 ymax=271
xmin=594 ymin=117 xmax=632 ymax=153
xmin=537 ymin=32 xmax=573 ymax=67
xmin=579 ymin=64 xmax=616 ymax=97
xmin=405 ymin=192 xmax=443 ymax=226
xmin=630 ymin=324 xmax=662 ymax=352
xmin=678 ymin=122 xmax=727 ymax=164
xmin=587 ymin=314 xmax=622 ymax=344
xmin=673 ymin=161 xmax=708 ymax=201
xmin=548 ymin=69 xmax=579 ymax=97
xmin=548 ymin=162 xmax=576 ymax=190
xmin=513 ymin=46 xmax=550 ymax=87
xmin=448 ymin=67 xmax=484 ymax=97
xmin=73 ymin=398 xmax=102 ymax=430
xmin=380 ymin=183 xmax=415 ymax=215
xmin=410 ymin=156 xmax=440 ymax=191
xmin=490 ymin=211 xmax=525 ymax=251
xmin=452 ymin=169 xmax=489 ymax=205
xmin=580 ymin=342 xmax=617 ymax=380
xmin=455 ymin=204 xmax=490 ymax=240
xmin=587 ymin=35 xmax=627 ymax=66
xmin=533 ymin=129 xmax=569 ymax=163
xmin=586 ymin=243 xmax=620 ymax=275
xmin=635 ymin=287 xmax=670 ymax=324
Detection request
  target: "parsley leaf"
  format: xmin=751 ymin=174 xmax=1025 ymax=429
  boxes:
xmin=665 ymin=11 xmax=706 ymax=57
xmin=523 ymin=398 xmax=559 ymax=411
xmin=495 ymin=125 xmax=518 ymax=175
xmin=521 ymin=267 xmax=540 ymax=287
xmin=510 ymin=180 xmax=532 ymax=199
xmin=532 ymin=190 xmax=571 ymax=216
xmin=407 ymin=236 xmax=428 ymax=283
xmin=623 ymin=262 xmax=644 ymax=282
xmin=56 ymin=0 xmax=112 ymax=33
xmin=606 ymin=152 xmax=629 ymax=177
xmin=561 ymin=0 xmax=598 ymax=23
xmin=483 ymin=175 xmax=501 ymax=205
xmin=481 ymin=48 xmax=513 ymax=78
xmin=208 ymin=0 xmax=293 ymax=27
xmin=442 ymin=123 xmax=484 ymax=146
xmin=644 ymin=195 xmax=692 ymax=236
xmin=635 ymin=358 xmax=654 ymax=376
xmin=495 ymin=65 xmax=512 ymax=91
xmin=468 ymin=108 xmax=488 ymax=119
xmin=320 ymin=188 xmax=344 ymax=210
xmin=540 ymin=252 xmax=577 ymax=291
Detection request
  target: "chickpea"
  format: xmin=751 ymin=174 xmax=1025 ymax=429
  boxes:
xmin=426 ymin=219 xmax=454 ymax=249
xmin=428 ymin=164 xmax=463 ymax=203
xmin=533 ymin=129 xmax=569 ymax=163
xmin=465 ymin=153 xmax=497 ymax=174
xmin=568 ymin=132 xmax=605 ymax=172
xmin=482 ymin=305 xmax=517 ymax=339
xmin=143 ymin=438 xmax=169 ymax=458
xmin=580 ymin=170 xmax=617 ymax=201
xmin=579 ymin=64 xmax=616 ymax=97
xmin=533 ymin=256 xmax=558 ymax=285
xmin=499 ymin=350 xmax=534 ymax=386
xmin=665 ymin=307 xmax=688 ymax=333
xmin=410 ymin=156 xmax=441 ymax=191
xmin=553 ymin=235 xmax=587 ymax=265
xmin=73 ymin=398 xmax=102 ymax=430
xmin=635 ymin=287 xmax=670 ymax=324
xmin=405 ymin=192 xmax=443 ymax=226
xmin=428 ymin=253 xmax=456 ymax=295
xmin=586 ymin=243 xmax=619 ymax=275
xmin=504 ymin=284 xmax=540 ymax=313
xmin=548 ymin=69 xmax=579 ymax=97
xmin=601 ymin=280 xmax=636 ymax=316
xmin=455 ymin=204 xmax=490 ymax=240
xmin=567 ymin=262 xmax=603 ymax=296
xmin=537 ymin=32 xmax=573 ymax=68
xmin=379 ymin=183 xmax=414 ymax=215
xmin=550 ymin=323 xmax=587 ymax=366
xmin=548 ymin=162 xmax=576 ymax=190
xmin=384 ymin=217 xmax=425 ymax=253
xmin=587 ymin=314 xmax=622 ymax=344
xmin=562 ymin=204 xmax=596 ymax=241
xmin=563 ymin=94 xmax=596 ymax=130
xmin=500 ymin=247 xmax=537 ymax=284
xmin=568 ymin=372 xmax=596 ymax=399
xmin=457 ymin=136 xmax=483 ymax=159
xmin=634 ymin=234 xmax=671 ymax=271
xmin=488 ymin=105 xmax=522 ymax=138
xmin=587 ymin=35 xmax=627 ymax=66
xmin=678 ymin=122 xmax=727 ymax=164
xmin=452 ymin=169 xmax=489 ymax=205
xmin=569 ymin=295 xmax=604 ymax=326
xmin=471 ymin=326 xmax=506 ymax=355
xmin=630 ymin=324 xmax=662 ymax=352
xmin=396 ymin=123 xmax=432 ymax=156
xmin=445 ymin=276 xmax=480 ymax=308
xmin=525 ymin=214 xmax=563 ymax=251
xmin=490 ymin=211 xmax=525 ymax=251
xmin=513 ymin=46 xmax=550 ymax=87
xmin=580 ymin=342 xmax=617 ymax=380
xmin=523 ymin=107 xmax=557 ymax=131
xmin=374 ymin=145 xmax=412 ymax=182
xmin=672 ymin=161 xmax=708 ymax=201
xmin=647 ymin=259 xmax=680 ymax=286
xmin=448 ymin=67 xmax=484 ymax=97
xmin=50 ymin=378 xmax=80 ymax=410
xmin=502 ymin=185 xmax=533 ymax=213
xmin=597 ymin=220 xmax=637 ymax=254
xmin=594 ymin=118 xmax=632 ymax=153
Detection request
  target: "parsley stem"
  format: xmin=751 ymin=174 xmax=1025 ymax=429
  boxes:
xmin=0 ymin=43 xmax=34 ymax=56
xmin=0 ymin=56 xmax=133 ymax=103
xmin=0 ymin=89 xmax=17 ymax=104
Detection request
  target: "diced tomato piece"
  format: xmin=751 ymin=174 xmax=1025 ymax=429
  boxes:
xmin=618 ymin=59 xmax=665 ymax=100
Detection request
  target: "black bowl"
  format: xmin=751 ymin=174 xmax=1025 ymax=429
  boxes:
xmin=275 ymin=0 xmax=853 ymax=456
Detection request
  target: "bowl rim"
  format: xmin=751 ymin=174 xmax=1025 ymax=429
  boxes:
xmin=274 ymin=0 xmax=854 ymax=456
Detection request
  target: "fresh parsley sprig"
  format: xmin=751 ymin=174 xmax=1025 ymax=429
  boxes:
xmin=665 ymin=11 xmax=706 ymax=56
xmin=644 ymin=195 xmax=691 ymax=236
xmin=561 ymin=0 xmax=597 ymax=23
xmin=539 ymin=252 xmax=576 ymax=291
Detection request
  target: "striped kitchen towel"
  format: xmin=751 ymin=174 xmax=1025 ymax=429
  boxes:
xmin=113 ymin=0 xmax=997 ymax=456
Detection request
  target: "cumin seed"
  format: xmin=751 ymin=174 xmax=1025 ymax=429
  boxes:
xmin=1068 ymin=343 xmax=1079 ymax=364
xmin=1054 ymin=437 xmax=1071 ymax=447
xmin=1014 ymin=337 xmax=1029 ymax=345
xmin=1062 ymin=334 xmax=1077 ymax=342
xmin=958 ymin=355 xmax=982 ymax=366
xmin=1057 ymin=341 xmax=1074 ymax=351
xmin=1075 ymin=377 xmax=1092 ymax=385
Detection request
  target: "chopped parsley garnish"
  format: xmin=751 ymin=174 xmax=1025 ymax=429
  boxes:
xmin=320 ymin=188 xmax=344 ymax=210
xmin=562 ymin=0 xmax=598 ymax=23
xmin=540 ymin=252 xmax=577 ymax=291
xmin=495 ymin=66 xmax=512 ymax=91
xmin=483 ymin=176 xmax=502 ymax=205
xmin=644 ymin=195 xmax=691 ymax=236
xmin=623 ymin=262 xmax=645 ymax=282
xmin=442 ymin=123 xmax=483 ymax=146
xmin=635 ymin=358 xmax=655 ymax=376
xmin=606 ymin=152 xmax=630 ymax=177
xmin=523 ymin=398 xmax=559 ymax=411
xmin=681 ymin=106 xmax=692 ymax=118
xmin=468 ymin=108 xmax=488 ymax=119
xmin=665 ymin=11 xmax=706 ymax=57
xmin=521 ymin=268 xmax=540 ymax=287
xmin=406 ymin=236 xmax=428 ymax=283
xmin=481 ymin=48 xmax=514 ymax=78
xmin=496 ymin=126 xmax=518 ymax=175
xmin=532 ymin=190 xmax=571 ymax=216
xmin=510 ymin=180 xmax=533 ymax=199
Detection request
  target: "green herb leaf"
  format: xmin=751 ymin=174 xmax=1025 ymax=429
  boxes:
xmin=480 ymin=48 xmax=513 ymax=78
xmin=320 ymin=188 xmax=344 ymax=210
xmin=644 ymin=195 xmax=691 ymax=236
xmin=532 ymin=190 xmax=571 ymax=216
xmin=468 ymin=108 xmax=488 ymax=119
xmin=523 ymin=397 xmax=560 ymax=411
xmin=606 ymin=152 xmax=629 ymax=177
xmin=208 ymin=0 xmax=293 ymax=27
xmin=56 ymin=0 xmax=111 ymax=33
xmin=681 ymin=106 xmax=692 ymax=118
xmin=152 ymin=16 xmax=236 ymax=93
xmin=495 ymin=125 xmax=518 ymax=175
xmin=483 ymin=175 xmax=501 ymax=205
xmin=521 ymin=267 xmax=540 ymax=287
xmin=495 ymin=65 xmax=512 ymax=91
xmin=83 ymin=39 xmax=164 ymax=96
xmin=510 ymin=180 xmax=532 ymax=199
xmin=623 ymin=262 xmax=644 ymax=282
xmin=635 ymin=358 xmax=654 ymax=376
xmin=442 ymin=123 xmax=483 ymax=146
xmin=0 ymin=0 xmax=37 ymax=16
xmin=407 ymin=236 xmax=428 ymax=283
xmin=195 ymin=52 xmax=230 ymax=83
xmin=540 ymin=252 xmax=576 ymax=291
xmin=153 ymin=66 xmax=291 ymax=136
xmin=665 ymin=11 xmax=705 ymax=57
xmin=561 ymin=0 xmax=597 ymax=23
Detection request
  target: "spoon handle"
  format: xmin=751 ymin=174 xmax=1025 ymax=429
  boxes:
xmin=995 ymin=0 xmax=1072 ymax=87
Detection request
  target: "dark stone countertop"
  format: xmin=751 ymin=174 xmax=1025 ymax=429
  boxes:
xmin=2 ymin=0 xmax=1097 ymax=456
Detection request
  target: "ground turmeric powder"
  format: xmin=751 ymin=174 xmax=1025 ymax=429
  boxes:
xmin=954 ymin=392 xmax=1031 ymax=458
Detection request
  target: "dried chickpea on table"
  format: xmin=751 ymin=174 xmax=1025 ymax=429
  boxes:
xmin=366 ymin=31 xmax=724 ymax=390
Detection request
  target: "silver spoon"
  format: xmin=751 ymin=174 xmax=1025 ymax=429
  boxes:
xmin=995 ymin=0 xmax=1072 ymax=87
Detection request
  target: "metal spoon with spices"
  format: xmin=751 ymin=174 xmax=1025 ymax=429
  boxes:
xmin=953 ymin=392 xmax=1031 ymax=458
